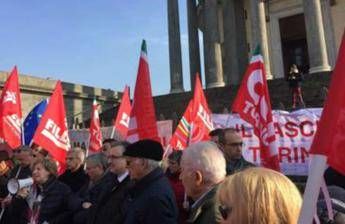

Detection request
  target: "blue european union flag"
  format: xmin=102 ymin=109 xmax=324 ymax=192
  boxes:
xmin=23 ymin=99 xmax=49 ymax=145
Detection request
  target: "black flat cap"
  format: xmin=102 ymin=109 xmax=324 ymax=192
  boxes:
xmin=124 ymin=139 xmax=163 ymax=161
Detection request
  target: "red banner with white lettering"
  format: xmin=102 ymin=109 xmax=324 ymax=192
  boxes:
xmin=127 ymin=40 xmax=159 ymax=142
xmin=33 ymin=81 xmax=70 ymax=163
xmin=89 ymin=99 xmax=102 ymax=152
xmin=113 ymin=86 xmax=131 ymax=139
xmin=0 ymin=66 xmax=22 ymax=149
xmin=232 ymin=48 xmax=280 ymax=171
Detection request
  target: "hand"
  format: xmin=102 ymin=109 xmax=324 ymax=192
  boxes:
xmin=16 ymin=187 xmax=30 ymax=199
xmin=1 ymin=195 xmax=12 ymax=208
xmin=82 ymin=202 xmax=92 ymax=209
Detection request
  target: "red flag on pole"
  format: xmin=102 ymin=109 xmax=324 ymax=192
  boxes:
xmin=298 ymin=31 xmax=345 ymax=224
xmin=190 ymin=74 xmax=213 ymax=144
xmin=127 ymin=40 xmax=159 ymax=142
xmin=169 ymin=100 xmax=193 ymax=150
xmin=232 ymin=47 xmax=280 ymax=171
xmin=112 ymin=86 xmax=131 ymax=139
xmin=0 ymin=66 xmax=22 ymax=149
xmin=89 ymin=99 xmax=102 ymax=152
xmin=33 ymin=81 xmax=70 ymax=164
xmin=308 ymin=32 xmax=345 ymax=175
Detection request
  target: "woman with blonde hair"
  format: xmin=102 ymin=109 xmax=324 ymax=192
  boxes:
xmin=217 ymin=167 xmax=302 ymax=224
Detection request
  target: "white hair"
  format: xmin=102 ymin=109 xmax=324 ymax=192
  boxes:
xmin=182 ymin=141 xmax=226 ymax=184
xmin=145 ymin=159 xmax=162 ymax=171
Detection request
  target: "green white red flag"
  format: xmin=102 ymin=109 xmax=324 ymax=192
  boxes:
xmin=169 ymin=74 xmax=213 ymax=150
xmin=232 ymin=46 xmax=280 ymax=171
xmin=169 ymin=100 xmax=193 ymax=150
xmin=127 ymin=40 xmax=159 ymax=142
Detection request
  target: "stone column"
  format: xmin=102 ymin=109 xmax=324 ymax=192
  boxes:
xmin=168 ymin=0 xmax=184 ymax=93
xmin=203 ymin=0 xmax=225 ymax=88
xmin=223 ymin=0 xmax=248 ymax=85
xmin=303 ymin=0 xmax=331 ymax=73
xmin=187 ymin=0 xmax=201 ymax=90
xmin=321 ymin=0 xmax=337 ymax=68
xmin=250 ymin=0 xmax=272 ymax=78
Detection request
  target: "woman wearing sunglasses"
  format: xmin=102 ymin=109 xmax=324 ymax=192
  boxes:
xmin=217 ymin=167 xmax=302 ymax=224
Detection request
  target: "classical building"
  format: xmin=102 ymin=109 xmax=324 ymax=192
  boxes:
xmin=168 ymin=0 xmax=345 ymax=91
xmin=0 ymin=71 xmax=120 ymax=129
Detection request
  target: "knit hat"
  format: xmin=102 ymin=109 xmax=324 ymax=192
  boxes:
xmin=124 ymin=139 xmax=163 ymax=161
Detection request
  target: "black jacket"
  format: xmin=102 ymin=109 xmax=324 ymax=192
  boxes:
xmin=88 ymin=174 xmax=131 ymax=224
xmin=9 ymin=177 xmax=80 ymax=224
xmin=122 ymin=167 xmax=178 ymax=224
xmin=58 ymin=166 xmax=89 ymax=193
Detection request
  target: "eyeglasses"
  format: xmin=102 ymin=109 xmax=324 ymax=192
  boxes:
xmin=218 ymin=204 xmax=232 ymax=220
xmin=226 ymin=142 xmax=244 ymax=147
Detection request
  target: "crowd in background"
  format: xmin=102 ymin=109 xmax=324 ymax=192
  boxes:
xmin=0 ymin=128 xmax=344 ymax=224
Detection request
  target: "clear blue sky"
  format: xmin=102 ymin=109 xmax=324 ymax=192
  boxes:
xmin=0 ymin=0 xmax=196 ymax=96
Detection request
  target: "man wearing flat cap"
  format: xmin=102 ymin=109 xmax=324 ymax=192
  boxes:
xmin=122 ymin=139 xmax=178 ymax=224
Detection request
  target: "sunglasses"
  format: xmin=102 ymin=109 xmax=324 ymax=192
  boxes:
xmin=218 ymin=204 xmax=232 ymax=220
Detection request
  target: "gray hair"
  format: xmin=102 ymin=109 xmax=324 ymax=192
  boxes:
xmin=68 ymin=147 xmax=85 ymax=163
xmin=182 ymin=141 xmax=226 ymax=184
xmin=86 ymin=153 xmax=108 ymax=170
xmin=145 ymin=159 xmax=162 ymax=171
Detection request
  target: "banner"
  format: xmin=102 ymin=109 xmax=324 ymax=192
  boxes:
xmin=213 ymin=108 xmax=321 ymax=176
xmin=69 ymin=109 xmax=321 ymax=176
xmin=70 ymin=120 xmax=172 ymax=151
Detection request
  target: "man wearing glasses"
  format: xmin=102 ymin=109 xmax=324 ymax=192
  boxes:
xmin=122 ymin=139 xmax=178 ymax=224
xmin=219 ymin=128 xmax=255 ymax=175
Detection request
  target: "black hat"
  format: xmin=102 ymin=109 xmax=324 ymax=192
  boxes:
xmin=124 ymin=139 xmax=163 ymax=161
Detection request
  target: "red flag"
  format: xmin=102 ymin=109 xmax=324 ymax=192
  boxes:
xmin=0 ymin=66 xmax=22 ymax=149
xmin=89 ymin=99 xmax=102 ymax=152
xmin=309 ymin=32 xmax=345 ymax=175
xmin=33 ymin=81 xmax=70 ymax=164
xmin=190 ymin=74 xmax=213 ymax=144
xmin=127 ymin=40 xmax=159 ymax=142
xmin=232 ymin=47 xmax=280 ymax=171
xmin=169 ymin=100 xmax=193 ymax=150
xmin=112 ymin=86 xmax=132 ymax=139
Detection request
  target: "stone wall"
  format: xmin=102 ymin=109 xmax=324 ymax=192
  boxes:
xmin=0 ymin=71 xmax=120 ymax=129
xmin=154 ymin=72 xmax=331 ymax=125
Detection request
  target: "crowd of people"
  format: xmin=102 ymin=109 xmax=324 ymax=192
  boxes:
xmin=0 ymin=128 xmax=344 ymax=224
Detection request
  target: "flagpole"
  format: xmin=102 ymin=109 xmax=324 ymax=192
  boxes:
xmin=110 ymin=126 xmax=116 ymax=139
xmin=298 ymin=155 xmax=327 ymax=224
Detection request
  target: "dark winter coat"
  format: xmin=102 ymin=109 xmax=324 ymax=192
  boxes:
xmin=9 ymin=176 xmax=80 ymax=224
xmin=187 ymin=185 xmax=221 ymax=224
xmin=122 ymin=167 xmax=178 ymax=224
xmin=87 ymin=174 xmax=131 ymax=224
xmin=226 ymin=156 xmax=255 ymax=175
xmin=58 ymin=166 xmax=89 ymax=193
xmin=166 ymin=170 xmax=188 ymax=224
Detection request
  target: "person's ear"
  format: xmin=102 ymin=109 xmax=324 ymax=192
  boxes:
xmin=194 ymin=170 xmax=203 ymax=186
